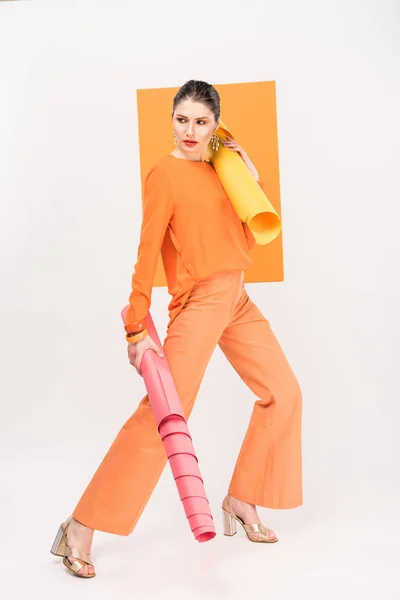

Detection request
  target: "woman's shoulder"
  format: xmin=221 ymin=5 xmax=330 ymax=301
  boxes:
xmin=145 ymin=154 xmax=175 ymax=179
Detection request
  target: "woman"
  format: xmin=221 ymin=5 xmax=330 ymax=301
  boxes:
xmin=50 ymin=80 xmax=302 ymax=578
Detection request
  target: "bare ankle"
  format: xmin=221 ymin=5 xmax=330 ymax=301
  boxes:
xmin=71 ymin=517 xmax=93 ymax=531
xmin=229 ymin=494 xmax=255 ymax=508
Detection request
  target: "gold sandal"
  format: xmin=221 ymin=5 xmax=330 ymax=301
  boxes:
xmin=222 ymin=495 xmax=278 ymax=543
xmin=50 ymin=516 xmax=96 ymax=578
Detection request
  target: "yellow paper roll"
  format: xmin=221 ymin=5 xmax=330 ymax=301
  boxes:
xmin=205 ymin=119 xmax=281 ymax=246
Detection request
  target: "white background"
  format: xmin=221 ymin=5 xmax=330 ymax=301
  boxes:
xmin=0 ymin=0 xmax=399 ymax=598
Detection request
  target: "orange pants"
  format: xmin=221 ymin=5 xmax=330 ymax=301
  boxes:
xmin=73 ymin=270 xmax=302 ymax=535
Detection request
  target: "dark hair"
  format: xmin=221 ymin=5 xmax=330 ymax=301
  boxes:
xmin=172 ymin=80 xmax=220 ymax=122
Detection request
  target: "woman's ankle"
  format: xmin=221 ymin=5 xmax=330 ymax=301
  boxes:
xmin=70 ymin=517 xmax=93 ymax=532
xmin=229 ymin=494 xmax=255 ymax=508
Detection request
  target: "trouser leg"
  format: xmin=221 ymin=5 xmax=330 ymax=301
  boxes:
xmin=73 ymin=271 xmax=244 ymax=534
xmin=218 ymin=288 xmax=303 ymax=509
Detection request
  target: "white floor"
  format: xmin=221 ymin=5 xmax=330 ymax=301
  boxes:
xmin=2 ymin=452 xmax=399 ymax=600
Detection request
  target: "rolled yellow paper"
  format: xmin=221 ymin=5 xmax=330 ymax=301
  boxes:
xmin=205 ymin=119 xmax=281 ymax=246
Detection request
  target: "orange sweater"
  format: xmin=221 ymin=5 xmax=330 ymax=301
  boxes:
xmin=124 ymin=154 xmax=256 ymax=332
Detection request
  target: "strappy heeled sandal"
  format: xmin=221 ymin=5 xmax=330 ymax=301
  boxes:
xmin=222 ymin=495 xmax=279 ymax=543
xmin=50 ymin=516 xmax=96 ymax=578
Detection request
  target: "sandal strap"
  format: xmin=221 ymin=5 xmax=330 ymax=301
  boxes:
xmin=64 ymin=557 xmax=89 ymax=574
xmin=64 ymin=546 xmax=93 ymax=566
xmin=243 ymin=523 xmax=262 ymax=533
xmin=244 ymin=522 xmax=277 ymax=540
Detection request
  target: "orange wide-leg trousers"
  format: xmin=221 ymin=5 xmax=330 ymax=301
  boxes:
xmin=73 ymin=270 xmax=302 ymax=535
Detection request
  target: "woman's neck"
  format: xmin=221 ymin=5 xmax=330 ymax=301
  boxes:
xmin=171 ymin=148 xmax=206 ymax=162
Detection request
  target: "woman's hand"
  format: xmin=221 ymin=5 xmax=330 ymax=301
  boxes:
xmin=127 ymin=334 xmax=164 ymax=376
xmin=221 ymin=136 xmax=259 ymax=182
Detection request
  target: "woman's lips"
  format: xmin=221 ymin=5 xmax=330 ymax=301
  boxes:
xmin=183 ymin=140 xmax=198 ymax=146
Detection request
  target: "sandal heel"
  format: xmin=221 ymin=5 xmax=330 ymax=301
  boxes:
xmin=222 ymin=509 xmax=237 ymax=536
xmin=50 ymin=524 xmax=66 ymax=556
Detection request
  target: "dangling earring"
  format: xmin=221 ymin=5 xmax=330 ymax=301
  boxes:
xmin=173 ymin=131 xmax=177 ymax=145
xmin=211 ymin=131 xmax=220 ymax=151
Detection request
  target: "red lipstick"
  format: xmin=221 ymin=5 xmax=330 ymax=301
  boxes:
xmin=183 ymin=140 xmax=198 ymax=147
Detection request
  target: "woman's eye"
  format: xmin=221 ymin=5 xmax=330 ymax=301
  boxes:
xmin=177 ymin=118 xmax=205 ymax=124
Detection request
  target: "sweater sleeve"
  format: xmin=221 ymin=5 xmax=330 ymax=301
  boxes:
xmin=242 ymin=221 xmax=256 ymax=250
xmin=124 ymin=164 xmax=174 ymax=330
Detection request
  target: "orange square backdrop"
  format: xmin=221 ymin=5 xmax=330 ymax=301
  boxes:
xmin=136 ymin=80 xmax=284 ymax=286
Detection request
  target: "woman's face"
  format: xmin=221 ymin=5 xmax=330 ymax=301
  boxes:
xmin=172 ymin=99 xmax=219 ymax=160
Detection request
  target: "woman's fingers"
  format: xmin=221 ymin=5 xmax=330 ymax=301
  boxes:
xmin=127 ymin=335 xmax=164 ymax=377
xmin=222 ymin=138 xmax=242 ymax=153
xmin=133 ymin=347 xmax=143 ymax=375
xmin=149 ymin=339 xmax=164 ymax=357
xmin=136 ymin=359 xmax=143 ymax=376
xmin=144 ymin=334 xmax=164 ymax=357
xmin=127 ymin=343 xmax=135 ymax=364
xmin=127 ymin=342 xmax=141 ymax=372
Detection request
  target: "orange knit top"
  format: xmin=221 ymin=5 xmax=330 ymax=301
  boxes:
xmin=124 ymin=153 xmax=256 ymax=333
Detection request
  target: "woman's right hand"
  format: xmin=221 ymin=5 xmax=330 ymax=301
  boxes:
xmin=127 ymin=334 xmax=164 ymax=376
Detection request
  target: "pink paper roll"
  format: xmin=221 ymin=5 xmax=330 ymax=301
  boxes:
xmin=160 ymin=417 xmax=192 ymax=437
xmin=168 ymin=453 xmax=199 ymax=478
xmin=163 ymin=434 xmax=197 ymax=457
xmin=175 ymin=475 xmax=206 ymax=500
xmin=121 ymin=306 xmax=216 ymax=543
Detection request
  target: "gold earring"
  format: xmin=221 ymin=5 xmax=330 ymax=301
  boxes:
xmin=173 ymin=131 xmax=177 ymax=145
xmin=211 ymin=131 xmax=220 ymax=151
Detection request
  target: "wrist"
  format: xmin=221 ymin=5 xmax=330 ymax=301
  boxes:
xmin=124 ymin=318 xmax=147 ymax=335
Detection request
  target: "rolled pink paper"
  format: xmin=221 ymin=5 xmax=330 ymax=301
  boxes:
xmin=168 ymin=453 xmax=199 ymax=478
xmin=160 ymin=417 xmax=192 ymax=438
xmin=121 ymin=306 xmax=216 ymax=543
xmin=175 ymin=475 xmax=206 ymax=500
xmin=163 ymin=434 xmax=196 ymax=456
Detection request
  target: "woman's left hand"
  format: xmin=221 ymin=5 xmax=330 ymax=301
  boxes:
xmin=221 ymin=136 xmax=259 ymax=182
